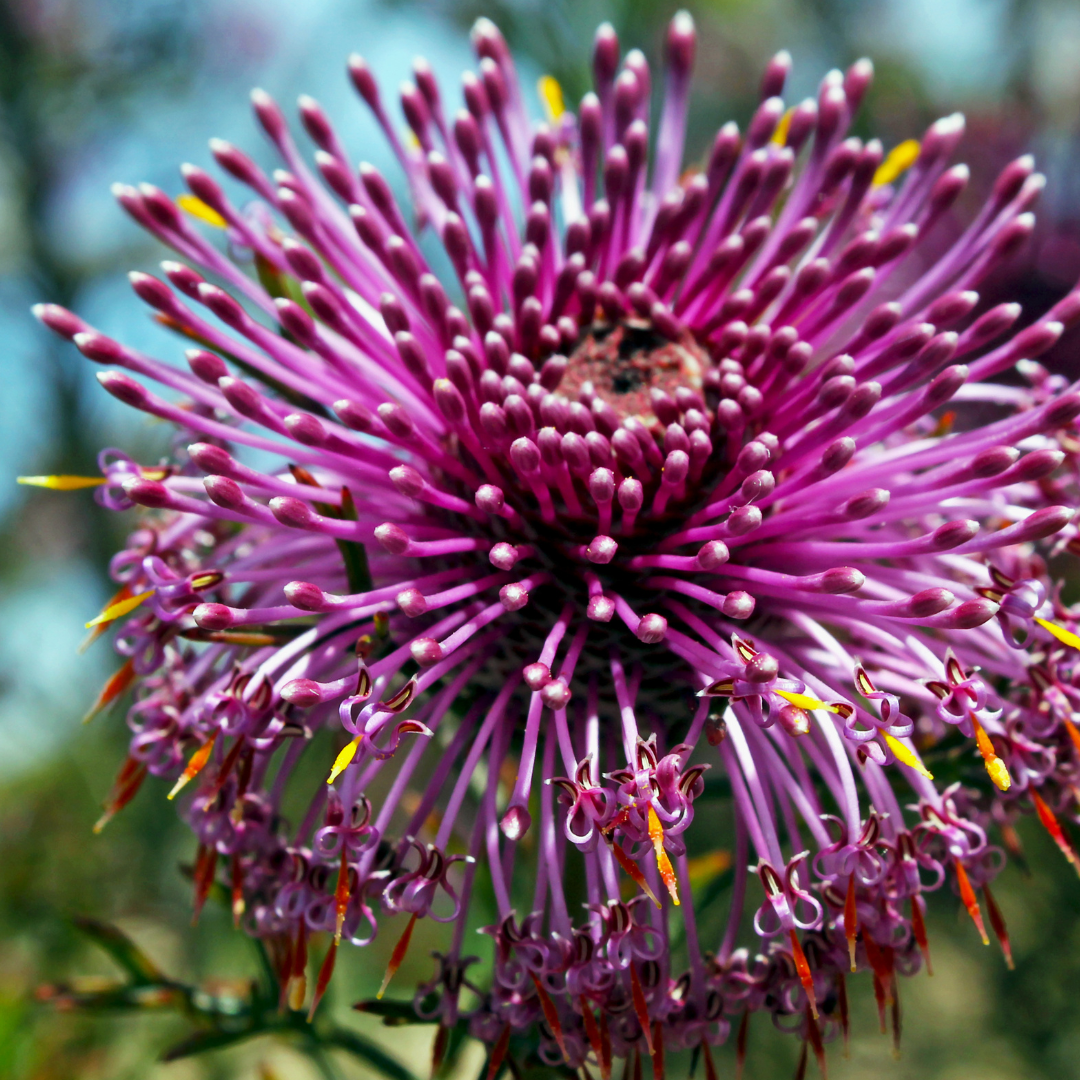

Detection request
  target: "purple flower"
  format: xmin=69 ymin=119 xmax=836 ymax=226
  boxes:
xmin=32 ymin=10 xmax=1080 ymax=1072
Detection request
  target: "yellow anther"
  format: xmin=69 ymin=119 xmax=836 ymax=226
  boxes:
xmin=873 ymin=139 xmax=920 ymax=187
xmin=775 ymin=690 xmax=840 ymax=713
xmin=771 ymin=106 xmax=795 ymax=146
xmin=538 ymin=75 xmax=566 ymax=123
xmin=327 ymin=736 xmax=361 ymax=784
xmin=883 ymin=732 xmax=934 ymax=780
xmin=1035 ymin=617 xmax=1080 ymax=651
xmin=84 ymin=589 xmax=155 ymax=629
xmin=17 ymin=475 xmax=104 ymax=491
xmin=970 ymin=713 xmax=1012 ymax=792
xmin=176 ymin=193 xmax=227 ymax=228
xmin=647 ymin=805 xmax=680 ymax=906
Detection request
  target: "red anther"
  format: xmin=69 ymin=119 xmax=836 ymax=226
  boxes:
xmin=629 ymin=963 xmax=654 ymax=1055
xmin=192 ymin=842 xmax=219 ymax=926
xmin=308 ymin=936 xmax=338 ymax=1021
xmin=602 ymin=832 xmax=660 ymax=907
xmin=580 ymin=996 xmax=607 ymax=1079
xmin=210 ymin=737 xmax=247 ymax=797
xmin=651 ymin=1021 xmax=665 ymax=1080
xmin=377 ymin=912 xmax=418 ymax=1000
xmin=83 ymin=658 xmax=137 ymax=724
xmin=701 ymin=1038 xmax=718 ymax=1080
xmin=910 ymin=894 xmax=933 ymax=975
xmin=333 ymin=846 xmax=351 ymax=942
xmin=862 ymin=932 xmax=891 ymax=1031
xmin=93 ymin=754 xmax=147 ymax=834
xmin=735 ymin=1010 xmax=749 ymax=1080
xmin=789 ymin=929 xmax=819 ymax=1019
xmin=530 ymin=974 xmax=569 ymax=1062
xmin=844 ymin=872 xmax=858 ymax=972
xmin=954 ymin=859 xmax=989 ymax=945
xmin=805 ymin=1003 xmax=827 ymax=1077
xmin=982 ymin=882 xmax=1014 ymax=970
xmin=837 ymin=970 xmax=850 ymax=1056
xmin=487 ymin=1023 xmax=511 ymax=1080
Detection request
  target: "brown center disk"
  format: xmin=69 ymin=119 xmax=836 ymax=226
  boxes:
xmin=561 ymin=320 xmax=710 ymax=430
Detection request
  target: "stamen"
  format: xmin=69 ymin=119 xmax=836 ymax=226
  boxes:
xmin=377 ymin=912 xmax=418 ymax=999
xmin=82 ymin=658 xmax=136 ymax=724
xmin=327 ymin=736 xmax=361 ymax=784
xmin=788 ymin=929 xmax=818 ymax=1019
xmin=843 ymin=871 xmax=857 ymax=972
xmin=16 ymin=474 xmax=104 ymax=490
xmin=168 ymin=731 xmax=218 ymax=800
xmin=969 ymin=713 xmax=1012 ymax=791
xmin=84 ymin=588 xmax=155 ymax=629
xmin=647 ymin=805 xmax=680 ymax=906
xmin=954 ymin=859 xmax=989 ymax=945
xmin=882 ymin=733 xmax=934 ymax=779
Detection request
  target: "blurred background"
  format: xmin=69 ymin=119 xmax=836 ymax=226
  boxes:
xmin=3 ymin=0 xmax=1080 ymax=1076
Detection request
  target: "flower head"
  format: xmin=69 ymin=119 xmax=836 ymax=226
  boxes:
xmin=31 ymin=10 xmax=1080 ymax=1072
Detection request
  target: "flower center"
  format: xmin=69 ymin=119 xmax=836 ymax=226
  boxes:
xmin=561 ymin=320 xmax=710 ymax=428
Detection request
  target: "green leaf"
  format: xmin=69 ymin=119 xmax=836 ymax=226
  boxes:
xmin=353 ymin=998 xmax=425 ymax=1022
xmin=322 ymin=1026 xmax=420 ymax=1080
xmin=161 ymin=1025 xmax=265 ymax=1061
xmin=73 ymin=917 xmax=166 ymax=986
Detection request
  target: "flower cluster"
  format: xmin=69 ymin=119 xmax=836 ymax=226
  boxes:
xmin=30 ymin=10 xmax=1080 ymax=1074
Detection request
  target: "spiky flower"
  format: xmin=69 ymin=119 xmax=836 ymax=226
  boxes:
xmin=27 ymin=10 xmax=1080 ymax=1074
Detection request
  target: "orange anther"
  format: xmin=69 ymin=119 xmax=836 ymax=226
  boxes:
xmin=954 ymin=859 xmax=989 ymax=945
xmin=647 ymin=805 xmax=680 ymax=906
xmin=168 ymin=730 xmax=218 ymax=800
xmin=788 ymin=929 xmax=819 ymax=1020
